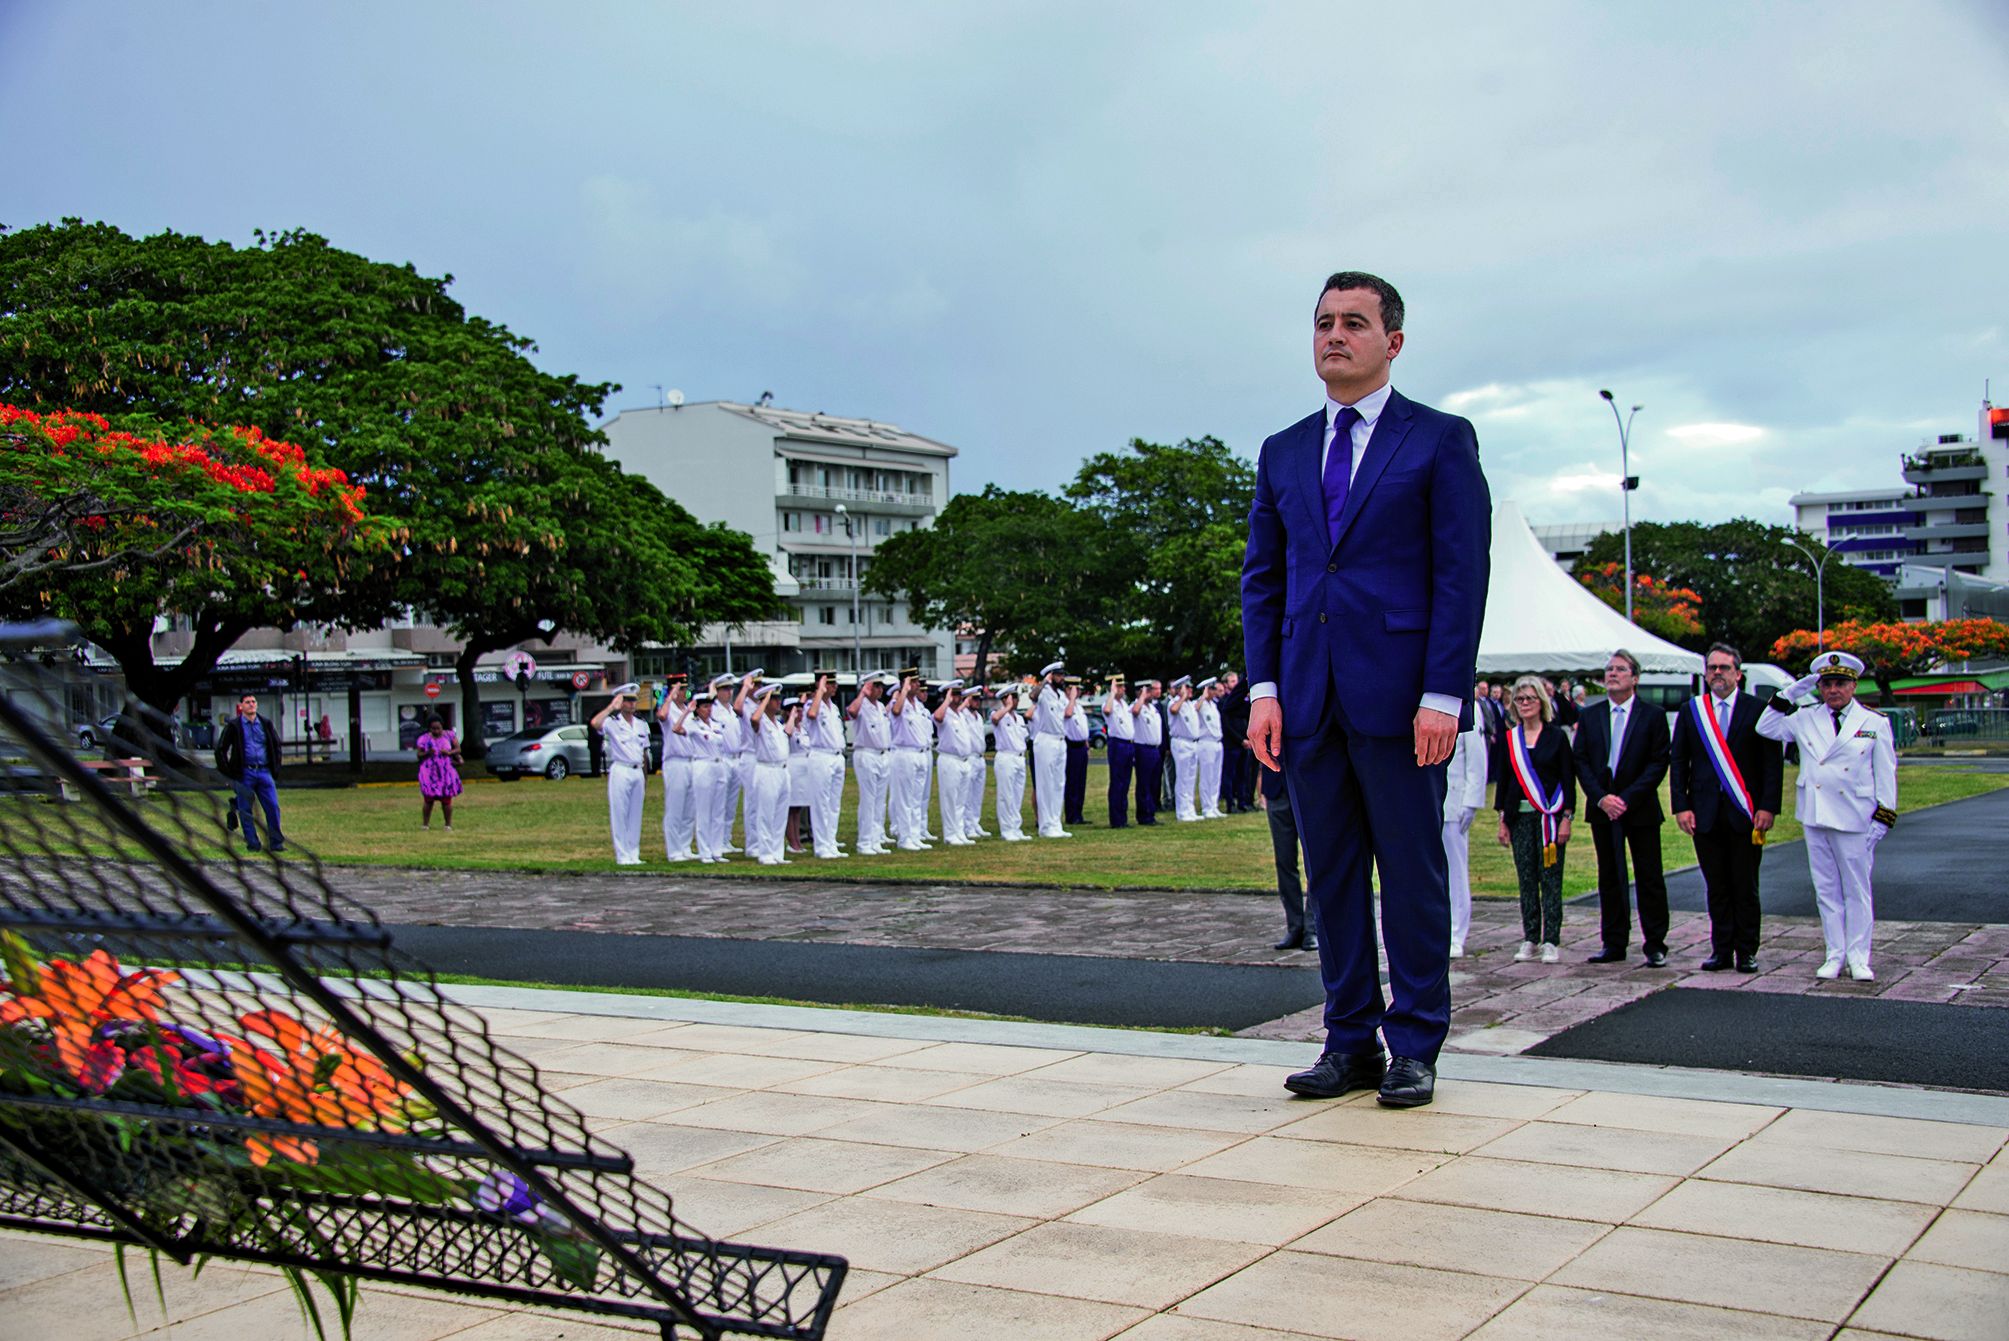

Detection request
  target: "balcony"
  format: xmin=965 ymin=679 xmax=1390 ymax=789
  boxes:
xmin=791 ymin=577 xmax=860 ymax=593
xmin=1906 ymin=521 xmax=1993 ymax=542
xmin=1903 ymin=460 xmax=1987 ymax=486
xmin=1903 ymin=490 xmax=1987 ymax=513
xmin=781 ymin=483 xmax=935 ymax=515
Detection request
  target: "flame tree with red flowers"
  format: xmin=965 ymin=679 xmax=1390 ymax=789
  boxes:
xmin=0 ymin=222 xmax=778 ymax=745
xmin=1772 ymin=618 xmax=2009 ymax=703
xmin=1576 ymin=562 xmax=1708 ymax=647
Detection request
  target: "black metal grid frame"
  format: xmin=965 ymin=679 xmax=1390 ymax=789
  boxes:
xmin=0 ymin=643 xmax=846 ymax=1340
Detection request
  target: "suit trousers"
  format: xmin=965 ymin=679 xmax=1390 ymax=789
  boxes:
xmin=1063 ymin=739 xmax=1088 ymax=824
xmin=1266 ymin=788 xmax=1307 ymax=942
xmin=852 ymin=748 xmax=891 ymax=853
xmin=1590 ymin=815 xmax=1669 ymax=955
xmin=661 ymin=757 xmax=696 ymax=860
xmin=1285 ymin=697 xmax=1451 ymax=1064
xmin=1133 ymin=743 xmax=1162 ymax=823
xmin=1106 ymin=738 xmax=1133 ymax=827
xmin=1693 ymin=819 xmax=1764 ymax=957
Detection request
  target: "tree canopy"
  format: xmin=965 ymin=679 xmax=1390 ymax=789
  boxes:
xmin=0 ymin=220 xmax=777 ymax=731
xmin=1571 ymin=519 xmax=1895 ymax=663
xmin=1575 ymin=562 xmax=1705 ymax=647
xmin=1772 ymin=618 xmax=2009 ymax=702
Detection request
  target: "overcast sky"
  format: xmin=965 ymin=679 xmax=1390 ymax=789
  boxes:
xmin=5 ymin=2 xmax=2005 ymax=530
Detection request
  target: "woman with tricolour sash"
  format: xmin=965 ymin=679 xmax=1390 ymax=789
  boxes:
xmin=1494 ymin=675 xmax=1577 ymax=963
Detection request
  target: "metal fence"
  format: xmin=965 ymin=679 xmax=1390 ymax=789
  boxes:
xmin=1909 ymin=706 xmax=2009 ymax=746
xmin=0 ymin=637 xmax=844 ymax=1339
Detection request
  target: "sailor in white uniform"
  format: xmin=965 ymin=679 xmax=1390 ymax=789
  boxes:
xmin=889 ymin=672 xmax=934 ymax=851
xmin=991 ymin=685 xmax=1031 ymax=840
xmin=1756 ymin=651 xmax=1898 ymax=980
xmin=656 ymin=677 xmax=696 ymax=861
xmin=590 ymin=683 xmax=650 ymax=866
xmin=933 ymin=679 xmax=976 ymax=846
xmin=1442 ymin=711 xmax=1490 ymax=957
xmin=728 ymin=669 xmax=763 ymax=851
xmin=740 ymin=679 xmax=796 ymax=865
xmin=803 ymin=671 xmax=848 ymax=860
xmin=1167 ymin=676 xmax=1202 ymax=822
xmin=1029 ymin=662 xmax=1074 ymax=838
xmin=847 ymin=671 xmax=895 ymax=855
xmin=960 ymin=689 xmax=989 ymax=839
xmin=1196 ymin=676 xmax=1226 ymax=819
xmin=671 ymin=693 xmax=727 ymax=862
xmin=707 ymin=674 xmax=746 ymax=851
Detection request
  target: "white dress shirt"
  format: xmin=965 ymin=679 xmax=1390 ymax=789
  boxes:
xmin=1104 ymin=694 xmax=1135 ymax=741
xmin=853 ymin=695 xmax=892 ymax=750
xmin=601 ymin=714 xmax=650 ymax=769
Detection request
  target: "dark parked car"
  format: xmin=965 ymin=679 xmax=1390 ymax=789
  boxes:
xmin=1930 ymin=712 xmax=1982 ymax=739
xmin=486 ymin=724 xmax=593 ymax=780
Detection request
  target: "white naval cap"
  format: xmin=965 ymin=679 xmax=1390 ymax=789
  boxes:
xmin=942 ymin=678 xmax=965 ymax=690
xmin=1813 ymin=650 xmax=1866 ymax=680
xmin=1197 ymin=676 xmax=1218 ymax=690
xmin=709 ymin=673 xmax=736 ymax=689
xmin=782 ymin=695 xmax=801 ymax=708
xmin=1170 ymin=675 xmax=1192 ymax=689
xmin=1040 ymin=661 xmax=1065 ymax=677
xmin=867 ymin=669 xmax=898 ymax=686
xmin=611 ymin=681 xmax=640 ymax=697
xmin=754 ymin=682 xmax=783 ymax=701
xmin=991 ymin=684 xmax=1018 ymax=697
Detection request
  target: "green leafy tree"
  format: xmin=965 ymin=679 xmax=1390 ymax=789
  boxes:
xmin=1062 ymin=436 xmax=1254 ymax=678
xmin=1572 ymin=520 xmax=1895 ymax=663
xmin=0 ymin=221 xmax=777 ymax=751
xmin=864 ymin=486 xmax=1103 ymax=681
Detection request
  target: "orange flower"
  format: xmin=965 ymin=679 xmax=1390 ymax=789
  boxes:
xmin=231 ymin=1009 xmax=416 ymax=1167
xmin=1 ymin=949 xmax=179 ymax=1089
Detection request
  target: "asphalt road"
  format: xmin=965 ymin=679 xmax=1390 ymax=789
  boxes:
xmin=1528 ymin=987 xmax=2009 ymax=1092
xmin=385 ymin=924 xmax=1326 ymax=1031
xmin=1645 ymin=788 xmax=2009 ymax=924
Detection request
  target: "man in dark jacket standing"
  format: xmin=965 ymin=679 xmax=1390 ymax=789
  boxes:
xmin=216 ymin=692 xmax=286 ymax=853
xmin=1671 ymin=644 xmax=1784 ymax=972
xmin=1572 ymin=650 xmax=1670 ymax=965
xmin=1218 ymin=671 xmax=1253 ymax=812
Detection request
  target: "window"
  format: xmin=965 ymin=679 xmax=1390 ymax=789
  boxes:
xmin=782 ymin=512 xmax=800 ymax=532
xmin=819 ymin=607 xmax=835 ymax=626
xmin=875 ymin=518 xmax=892 ymax=537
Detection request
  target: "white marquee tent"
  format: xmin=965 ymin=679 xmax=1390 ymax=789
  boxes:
xmin=1476 ymin=500 xmax=1706 ymax=676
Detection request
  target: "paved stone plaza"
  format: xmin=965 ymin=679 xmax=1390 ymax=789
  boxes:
xmin=5 ymin=991 xmax=2006 ymax=1339
xmin=328 ymin=866 xmax=2009 ymax=1053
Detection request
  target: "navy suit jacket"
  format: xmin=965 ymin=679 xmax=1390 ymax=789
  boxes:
xmin=1669 ymin=691 xmax=1785 ymax=832
xmin=1571 ymin=697 xmax=1670 ymax=829
xmin=1241 ymin=390 xmax=1491 ymax=738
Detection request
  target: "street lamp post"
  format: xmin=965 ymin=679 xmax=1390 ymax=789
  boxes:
xmin=1781 ymin=537 xmax=1835 ymax=651
xmin=834 ymin=503 xmax=862 ymax=673
xmin=1599 ymin=390 xmax=1644 ymax=624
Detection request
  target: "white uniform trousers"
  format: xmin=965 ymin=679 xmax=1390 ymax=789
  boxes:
xmin=1804 ymin=824 xmax=1876 ymax=969
xmin=730 ymin=754 xmax=755 ymax=849
xmin=994 ymin=751 xmax=1028 ymax=839
xmin=748 ymin=761 xmax=790 ymax=864
xmin=720 ymin=752 xmax=745 ymax=849
xmin=1170 ymin=737 xmax=1200 ymax=821
xmin=810 ymin=751 xmax=845 ymax=858
xmin=1032 ymin=736 xmax=1067 ymax=836
xmin=936 ymin=754 xmax=970 ymax=844
xmin=963 ymin=750 xmax=987 ymax=838
xmin=661 ymin=757 xmax=696 ymax=861
xmin=853 ymin=748 xmax=891 ymax=853
xmin=692 ymin=758 xmax=728 ymax=861
xmin=891 ymin=750 xmax=931 ymax=849
xmin=920 ymin=746 xmax=937 ymax=839
xmin=1197 ymin=739 xmax=1224 ymax=818
xmin=1443 ymin=806 xmax=1477 ymax=952
xmin=606 ymin=763 xmax=646 ymax=865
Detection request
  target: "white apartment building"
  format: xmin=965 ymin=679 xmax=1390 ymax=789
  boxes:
xmin=598 ymin=399 xmax=957 ymax=680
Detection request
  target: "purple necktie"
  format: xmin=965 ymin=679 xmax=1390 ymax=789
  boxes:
xmin=1323 ymin=406 xmax=1361 ymax=549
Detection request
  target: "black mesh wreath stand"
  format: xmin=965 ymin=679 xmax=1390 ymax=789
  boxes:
xmin=0 ymin=633 xmax=846 ymax=1340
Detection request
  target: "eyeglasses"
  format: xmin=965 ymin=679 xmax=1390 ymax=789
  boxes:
xmin=1706 ymin=663 xmax=1736 ymax=672
xmin=1512 ymin=695 xmax=1540 ymax=704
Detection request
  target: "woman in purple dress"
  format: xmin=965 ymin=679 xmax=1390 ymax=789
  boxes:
xmin=416 ymin=716 xmax=463 ymax=830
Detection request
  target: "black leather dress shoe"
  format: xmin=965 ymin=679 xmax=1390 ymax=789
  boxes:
xmin=1274 ymin=934 xmax=1304 ymax=951
xmin=1699 ymin=955 xmax=1733 ymax=971
xmin=1585 ymin=950 xmax=1626 ymax=964
xmin=1377 ymin=1056 xmax=1436 ymax=1108
xmin=1735 ymin=954 xmax=1758 ymax=973
xmin=1284 ymin=1050 xmax=1385 ymax=1099
xmin=1644 ymin=949 xmax=1668 ymax=968
xmin=1303 ymin=934 xmax=1318 ymax=951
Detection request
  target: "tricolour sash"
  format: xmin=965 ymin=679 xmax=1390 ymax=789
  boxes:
xmin=1690 ymin=696 xmax=1764 ymax=846
xmin=1506 ymin=726 xmax=1567 ymax=867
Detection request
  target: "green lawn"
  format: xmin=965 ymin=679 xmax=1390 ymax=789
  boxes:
xmin=257 ymin=761 xmax=2009 ymax=898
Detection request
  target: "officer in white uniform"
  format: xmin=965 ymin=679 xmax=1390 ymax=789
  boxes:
xmin=803 ymin=671 xmax=847 ymax=860
xmin=991 ymin=685 xmax=1031 ymax=840
xmin=918 ymin=678 xmax=941 ymax=841
xmin=933 ymin=680 xmax=975 ymax=845
xmin=1167 ymin=676 xmax=1201 ymax=822
xmin=728 ymin=669 xmax=763 ymax=850
xmin=960 ymin=689 xmax=989 ymax=839
xmin=1756 ymin=651 xmax=1898 ymax=980
xmin=656 ymin=678 xmax=696 ymax=861
xmin=889 ymin=672 xmax=934 ymax=851
xmin=847 ymin=671 xmax=895 ymax=855
xmin=671 ymin=694 xmax=727 ymax=862
xmin=742 ymin=679 xmax=796 ymax=865
xmin=1196 ymin=676 xmax=1226 ymax=819
xmin=1442 ymin=712 xmax=1490 ymax=957
xmin=1029 ymin=662 xmax=1073 ymax=838
xmin=707 ymin=674 xmax=746 ymax=851
xmin=590 ymin=683 xmax=650 ymax=865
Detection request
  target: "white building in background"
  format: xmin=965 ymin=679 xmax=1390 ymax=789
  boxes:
xmin=598 ymin=399 xmax=957 ymax=680
xmin=1529 ymin=520 xmax=1620 ymax=569
xmin=1789 ymin=487 xmax=1914 ymax=578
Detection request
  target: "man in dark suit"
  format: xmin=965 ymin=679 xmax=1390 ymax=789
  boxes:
xmin=1671 ymin=643 xmax=1784 ymax=972
xmin=1572 ymin=649 xmax=1671 ymax=965
xmin=215 ymin=691 xmax=286 ymax=853
xmin=1243 ymin=271 xmax=1491 ymax=1109
xmin=1474 ymin=678 xmax=1504 ymax=782
xmin=1218 ymin=671 xmax=1254 ymax=812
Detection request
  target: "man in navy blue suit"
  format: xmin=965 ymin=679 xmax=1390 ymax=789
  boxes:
xmin=1242 ymin=272 xmax=1491 ymax=1108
